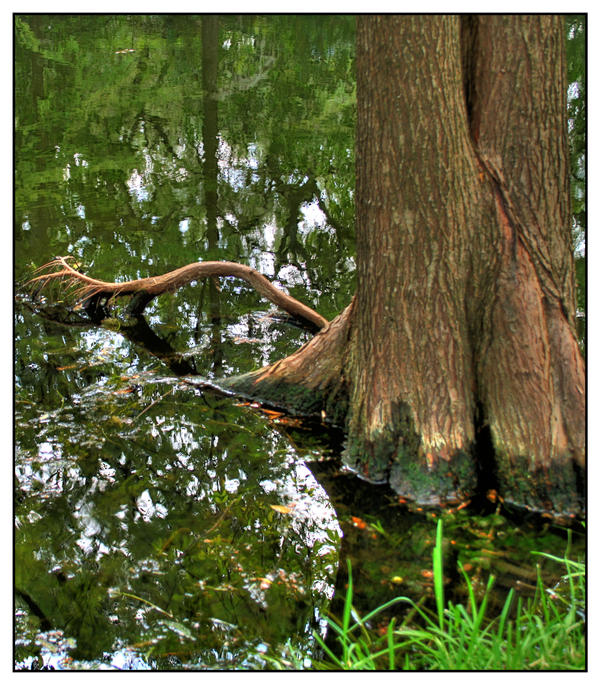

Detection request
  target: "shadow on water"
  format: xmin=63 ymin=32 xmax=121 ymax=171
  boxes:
xmin=14 ymin=15 xmax=584 ymax=670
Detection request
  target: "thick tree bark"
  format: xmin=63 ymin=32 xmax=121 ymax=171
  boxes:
xmin=463 ymin=16 xmax=585 ymax=514
xmin=348 ymin=15 xmax=583 ymax=515
xmin=346 ymin=15 xmax=484 ymax=502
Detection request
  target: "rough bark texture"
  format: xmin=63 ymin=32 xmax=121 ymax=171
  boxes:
xmin=463 ymin=16 xmax=585 ymax=514
xmin=221 ymin=300 xmax=354 ymax=424
xmin=345 ymin=15 xmax=485 ymax=503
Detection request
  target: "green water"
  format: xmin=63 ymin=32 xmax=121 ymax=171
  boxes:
xmin=14 ymin=15 xmax=584 ymax=671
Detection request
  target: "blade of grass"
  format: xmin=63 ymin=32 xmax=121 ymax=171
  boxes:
xmin=497 ymin=587 xmax=514 ymax=639
xmin=432 ymin=518 xmax=444 ymax=630
xmin=313 ymin=630 xmax=344 ymax=669
xmin=387 ymin=619 xmax=396 ymax=670
xmin=309 ymin=522 xmax=585 ymax=672
xmin=343 ymin=558 xmax=353 ymax=636
xmin=473 ymin=573 xmax=495 ymax=633
xmin=360 ymin=596 xmax=408 ymax=625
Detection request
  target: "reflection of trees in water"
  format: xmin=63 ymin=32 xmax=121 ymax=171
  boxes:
xmin=201 ymin=16 xmax=223 ymax=374
xmin=15 ymin=14 xmax=356 ymax=324
xmin=15 ymin=301 xmax=342 ymax=663
xmin=15 ymin=274 xmax=339 ymax=666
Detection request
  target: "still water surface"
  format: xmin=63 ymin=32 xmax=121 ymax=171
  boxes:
xmin=14 ymin=15 xmax=583 ymax=670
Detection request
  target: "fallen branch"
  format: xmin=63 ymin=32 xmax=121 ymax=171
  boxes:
xmin=26 ymin=256 xmax=329 ymax=331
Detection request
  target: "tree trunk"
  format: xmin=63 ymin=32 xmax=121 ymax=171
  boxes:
xmin=227 ymin=15 xmax=585 ymax=517
xmin=346 ymin=15 xmax=484 ymax=502
xmin=461 ymin=16 xmax=585 ymax=515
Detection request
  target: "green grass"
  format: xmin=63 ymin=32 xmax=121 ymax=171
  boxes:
xmin=307 ymin=519 xmax=586 ymax=671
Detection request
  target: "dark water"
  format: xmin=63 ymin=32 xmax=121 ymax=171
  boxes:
xmin=14 ymin=15 xmax=583 ymax=670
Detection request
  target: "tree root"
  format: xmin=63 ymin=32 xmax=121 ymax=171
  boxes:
xmin=26 ymin=256 xmax=329 ymax=330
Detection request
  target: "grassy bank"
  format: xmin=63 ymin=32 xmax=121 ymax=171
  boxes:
xmin=267 ymin=519 xmax=586 ymax=671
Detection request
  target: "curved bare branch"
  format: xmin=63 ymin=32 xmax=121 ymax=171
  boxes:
xmin=26 ymin=256 xmax=329 ymax=330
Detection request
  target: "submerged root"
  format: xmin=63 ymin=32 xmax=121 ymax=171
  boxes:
xmin=25 ymin=256 xmax=329 ymax=330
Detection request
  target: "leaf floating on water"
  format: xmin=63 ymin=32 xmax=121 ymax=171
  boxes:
xmin=486 ymin=489 xmax=504 ymax=503
xmin=350 ymin=516 xmax=368 ymax=530
xmin=159 ymin=619 xmax=194 ymax=640
xmin=275 ymin=417 xmax=303 ymax=428
xmin=112 ymin=387 xmax=136 ymax=395
xmin=261 ymin=409 xmax=284 ymax=419
xmin=269 ymin=504 xmax=294 ymax=515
